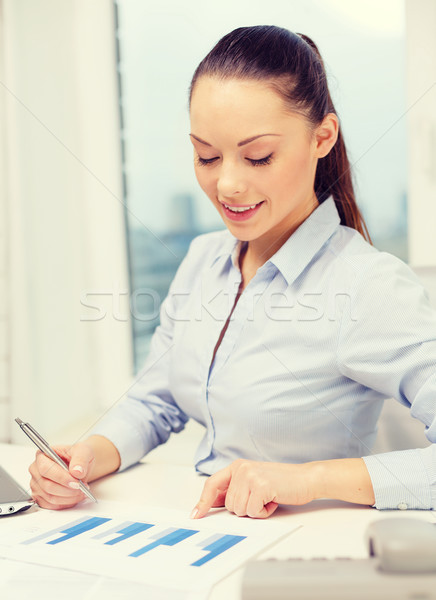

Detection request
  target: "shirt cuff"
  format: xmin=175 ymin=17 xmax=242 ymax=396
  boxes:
xmin=363 ymin=449 xmax=433 ymax=510
xmin=419 ymin=445 xmax=436 ymax=509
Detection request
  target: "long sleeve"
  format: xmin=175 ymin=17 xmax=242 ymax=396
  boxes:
xmin=89 ymin=238 xmax=203 ymax=471
xmin=337 ymin=252 xmax=436 ymax=509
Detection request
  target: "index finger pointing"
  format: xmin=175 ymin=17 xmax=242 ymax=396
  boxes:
xmin=191 ymin=467 xmax=232 ymax=519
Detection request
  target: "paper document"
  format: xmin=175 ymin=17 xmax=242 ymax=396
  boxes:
xmin=0 ymin=501 xmax=299 ymax=598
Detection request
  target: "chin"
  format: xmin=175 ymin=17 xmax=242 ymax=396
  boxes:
xmin=224 ymin=223 xmax=261 ymax=242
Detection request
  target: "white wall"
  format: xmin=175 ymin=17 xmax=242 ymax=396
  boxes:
xmin=406 ymin=0 xmax=436 ymax=266
xmin=1 ymin=0 xmax=133 ymax=442
xmin=0 ymin=2 xmax=11 ymax=439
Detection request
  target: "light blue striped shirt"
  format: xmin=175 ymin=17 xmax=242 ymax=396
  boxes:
xmin=92 ymin=197 xmax=436 ymax=510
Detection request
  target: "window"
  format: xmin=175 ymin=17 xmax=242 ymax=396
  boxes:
xmin=115 ymin=0 xmax=407 ymax=372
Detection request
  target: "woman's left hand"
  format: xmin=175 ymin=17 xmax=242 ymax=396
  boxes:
xmin=191 ymin=459 xmax=317 ymax=519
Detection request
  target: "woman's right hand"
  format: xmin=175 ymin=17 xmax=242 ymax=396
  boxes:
xmin=28 ymin=443 xmax=95 ymax=510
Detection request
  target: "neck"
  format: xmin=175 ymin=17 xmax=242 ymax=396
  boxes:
xmin=244 ymin=193 xmax=319 ymax=270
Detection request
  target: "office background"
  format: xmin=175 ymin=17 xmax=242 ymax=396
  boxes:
xmin=0 ymin=0 xmax=435 ymax=444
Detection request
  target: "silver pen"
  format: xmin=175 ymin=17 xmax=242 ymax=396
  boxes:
xmin=15 ymin=417 xmax=97 ymax=503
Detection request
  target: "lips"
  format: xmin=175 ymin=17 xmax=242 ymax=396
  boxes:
xmin=222 ymin=202 xmax=260 ymax=213
xmin=220 ymin=200 xmax=264 ymax=222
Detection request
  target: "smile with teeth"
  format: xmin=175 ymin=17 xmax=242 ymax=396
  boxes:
xmin=223 ymin=202 xmax=263 ymax=212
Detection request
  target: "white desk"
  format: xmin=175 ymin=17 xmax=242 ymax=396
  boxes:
xmin=1 ymin=442 xmax=434 ymax=599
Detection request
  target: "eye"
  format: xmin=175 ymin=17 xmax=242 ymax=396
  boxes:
xmin=247 ymin=153 xmax=273 ymax=167
xmin=196 ymin=156 xmax=219 ymax=166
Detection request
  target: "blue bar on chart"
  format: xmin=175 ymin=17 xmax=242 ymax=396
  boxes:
xmin=104 ymin=522 xmax=154 ymax=545
xmin=129 ymin=527 xmax=198 ymax=558
xmin=191 ymin=534 xmax=246 ymax=566
xmin=22 ymin=516 xmax=111 ymax=545
xmin=47 ymin=517 xmax=111 ymax=544
xmin=93 ymin=521 xmax=135 ymax=539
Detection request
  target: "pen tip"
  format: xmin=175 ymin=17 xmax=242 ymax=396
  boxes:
xmin=15 ymin=417 xmax=23 ymax=425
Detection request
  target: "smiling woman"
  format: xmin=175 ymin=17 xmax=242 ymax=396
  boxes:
xmin=28 ymin=25 xmax=436 ymax=521
xmin=187 ymin=27 xmax=368 ymax=289
xmin=189 ymin=77 xmax=338 ymax=275
xmin=188 ymin=28 xmax=371 ymax=239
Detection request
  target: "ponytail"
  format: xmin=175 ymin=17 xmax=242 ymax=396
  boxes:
xmin=297 ymin=33 xmax=372 ymax=242
xmin=316 ymin=128 xmax=372 ymax=242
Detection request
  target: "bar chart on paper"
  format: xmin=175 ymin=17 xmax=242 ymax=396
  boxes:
xmin=22 ymin=514 xmax=246 ymax=567
xmin=0 ymin=502 xmax=296 ymax=595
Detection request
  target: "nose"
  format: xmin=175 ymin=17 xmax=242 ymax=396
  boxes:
xmin=216 ymin=160 xmax=248 ymax=198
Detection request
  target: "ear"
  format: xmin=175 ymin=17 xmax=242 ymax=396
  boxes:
xmin=314 ymin=113 xmax=339 ymax=158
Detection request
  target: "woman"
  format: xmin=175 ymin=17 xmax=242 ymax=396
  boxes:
xmin=29 ymin=26 xmax=436 ymax=518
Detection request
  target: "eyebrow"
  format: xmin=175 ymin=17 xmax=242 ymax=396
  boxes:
xmin=189 ymin=133 xmax=281 ymax=147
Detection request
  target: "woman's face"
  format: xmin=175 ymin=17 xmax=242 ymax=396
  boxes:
xmin=189 ymin=77 xmax=337 ymax=258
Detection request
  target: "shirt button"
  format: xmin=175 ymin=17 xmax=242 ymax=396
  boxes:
xmin=397 ymin=502 xmax=408 ymax=510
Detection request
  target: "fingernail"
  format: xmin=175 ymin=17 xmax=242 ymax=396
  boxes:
xmin=68 ymin=481 xmax=81 ymax=490
xmin=190 ymin=508 xmax=198 ymax=519
xmin=72 ymin=465 xmax=84 ymax=475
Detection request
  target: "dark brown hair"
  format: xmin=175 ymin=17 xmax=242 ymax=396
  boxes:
xmin=189 ymin=25 xmax=371 ymax=242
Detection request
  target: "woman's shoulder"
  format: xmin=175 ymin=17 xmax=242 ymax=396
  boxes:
xmin=329 ymin=225 xmax=404 ymax=269
xmin=327 ymin=225 xmax=423 ymax=295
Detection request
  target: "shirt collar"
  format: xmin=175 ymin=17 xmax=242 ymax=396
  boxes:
xmin=209 ymin=196 xmax=341 ymax=283
xmin=210 ymin=231 xmax=240 ymax=270
xmin=269 ymin=196 xmax=340 ymax=285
